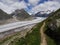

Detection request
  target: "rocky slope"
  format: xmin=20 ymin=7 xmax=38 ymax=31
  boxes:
xmin=11 ymin=9 xmax=33 ymax=21
xmin=0 ymin=9 xmax=12 ymax=20
xmin=0 ymin=9 xmax=13 ymax=25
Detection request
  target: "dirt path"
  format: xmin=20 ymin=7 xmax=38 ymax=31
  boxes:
xmin=40 ymin=22 xmax=47 ymax=45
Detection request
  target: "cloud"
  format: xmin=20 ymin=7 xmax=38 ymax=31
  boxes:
xmin=0 ymin=0 xmax=60 ymax=14
xmin=28 ymin=0 xmax=40 ymax=6
xmin=0 ymin=0 xmax=20 ymax=4
xmin=48 ymin=0 xmax=60 ymax=2
xmin=31 ymin=1 xmax=60 ymax=14
xmin=11 ymin=1 xmax=27 ymax=9
xmin=0 ymin=2 xmax=14 ymax=14
xmin=0 ymin=0 xmax=27 ymax=14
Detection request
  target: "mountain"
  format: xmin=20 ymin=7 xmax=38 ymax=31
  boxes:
xmin=11 ymin=9 xmax=33 ymax=20
xmin=35 ymin=10 xmax=52 ymax=17
xmin=35 ymin=12 xmax=48 ymax=17
xmin=0 ymin=9 xmax=60 ymax=45
xmin=0 ymin=9 xmax=12 ymax=20
xmin=43 ymin=8 xmax=60 ymax=45
xmin=46 ymin=8 xmax=60 ymax=29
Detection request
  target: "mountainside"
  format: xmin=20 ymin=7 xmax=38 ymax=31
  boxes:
xmin=45 ymin=8 xmax=60 ymax=30
xmin=44 ymin=8 xmax=60 ymax=45
xmin=33 ymin=8 xmax=60 ymax=45
xmin=0 ymin=9 xmax=12 ymax=20
xmin=11 ymin=9 xmax=33 ymax=20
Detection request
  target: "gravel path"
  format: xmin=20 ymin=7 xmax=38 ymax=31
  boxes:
xmin=40 ymin=22 xmax=47 ymax=45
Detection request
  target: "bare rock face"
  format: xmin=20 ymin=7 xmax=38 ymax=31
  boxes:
xmin=47 ymin=20 xmax=57 ymax=30
xmin=56 ymin=19 xmax=60 ymax=27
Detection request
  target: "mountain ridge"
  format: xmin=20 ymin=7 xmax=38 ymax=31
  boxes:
xmin=11 ymin=9 xmax=33 ymax=20
xmin=0 ymin=9 xmax=12 ymax=20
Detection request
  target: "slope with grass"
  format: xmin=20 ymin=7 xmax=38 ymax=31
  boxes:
xmin=44 ymin=8 xmax=60 ymax=45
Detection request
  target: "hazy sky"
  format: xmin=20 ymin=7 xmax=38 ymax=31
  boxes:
xmin=0 ymin=0 xmax=60 ymax=14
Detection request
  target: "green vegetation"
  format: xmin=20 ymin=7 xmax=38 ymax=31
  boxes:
xmin=9 ymin=37 xmax=25 ymax=45
xmin=8 ymin=22 xmax=44 ymax=45
xmin=46 ymin=36 xmax=56 ymax=45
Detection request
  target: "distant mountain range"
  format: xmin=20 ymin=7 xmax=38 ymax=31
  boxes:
xmin=0 ymin=9 xmax=34 ymax=24
xmin=35 ymin=10 xmax=52 ymax=17
xmin=0 ymin=9 xmax=34 ymax=21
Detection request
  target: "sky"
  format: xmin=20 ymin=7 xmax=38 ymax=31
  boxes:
xmin=0 ymin=0 xmax=60 ymax=14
